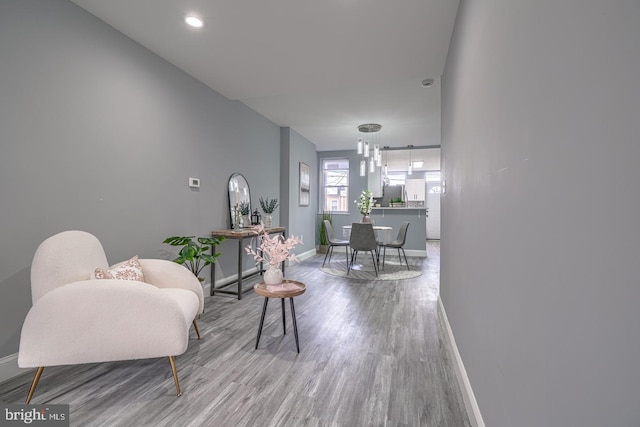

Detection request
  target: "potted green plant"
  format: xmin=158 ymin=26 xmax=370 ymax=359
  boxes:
xmin=390 ymin=197 xmax=405 ymax=207
xmin=317 ymin=211 xmax=333 ymax=254
xmin=259 ymin=197 xmax=279 ymax=228
xmin=162 ymin=235 xmax=225 ymax=283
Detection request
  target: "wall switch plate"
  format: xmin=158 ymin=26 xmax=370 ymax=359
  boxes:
xmin=189 ymin=177 xmax=200 ymax=188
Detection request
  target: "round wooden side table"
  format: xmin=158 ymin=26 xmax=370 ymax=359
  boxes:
xmin=253 ymin=280 xmax=306 ymax=353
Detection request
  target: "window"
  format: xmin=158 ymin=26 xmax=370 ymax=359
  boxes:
xmin=322 ymin=158 xmax=349 ymax=212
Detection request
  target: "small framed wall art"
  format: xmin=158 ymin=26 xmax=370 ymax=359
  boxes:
xmin=299 ymin=162 xmax=310 ymax=206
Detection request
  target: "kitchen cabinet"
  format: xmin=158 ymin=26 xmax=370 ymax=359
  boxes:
xmin=406 ymin=179 xmax=426 ymax=201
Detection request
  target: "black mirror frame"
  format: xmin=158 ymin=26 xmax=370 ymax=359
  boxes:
xmin=227 ymin=173 xmax=251 ymax=229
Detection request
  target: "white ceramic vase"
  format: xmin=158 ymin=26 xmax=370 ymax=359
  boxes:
xmin=264 ymin=213 xmax=273 ymax=228
xmin=264 ymin=264 xmax=283 ymax=285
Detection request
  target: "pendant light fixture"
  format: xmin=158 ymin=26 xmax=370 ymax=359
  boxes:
xmin=357 ymin=123 xmax=382 ymax=175
xmin=383 ymin=146 xmax=389 ymax=175
xmin=407 ymin=145 xmax=413 ymax=175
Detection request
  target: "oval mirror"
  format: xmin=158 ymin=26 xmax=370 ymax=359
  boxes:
xmin=228 ymin=173 xmax=251 ymax=229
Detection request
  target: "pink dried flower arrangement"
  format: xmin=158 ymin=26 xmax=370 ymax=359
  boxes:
xmin=245 ymin=223 xmax=303 ymax=265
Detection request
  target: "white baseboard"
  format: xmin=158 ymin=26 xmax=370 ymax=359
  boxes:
xmin=0 ymin=353 xmax=32 ymax=385
xmin=404 ymin=249 xmax=427 ymax=257
xmin=438 ymin=297 xmax=485 ymax=427
xmin=293 ymin=249 xmax=317 ymax=263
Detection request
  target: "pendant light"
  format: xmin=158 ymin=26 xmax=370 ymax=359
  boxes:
xmin=384 ymin=146 xmax=389 ymax=175
xmin=357 ymin=123 xmax=382 ymax=173
xmin=408 ymin=145 xmax=413 ymax=175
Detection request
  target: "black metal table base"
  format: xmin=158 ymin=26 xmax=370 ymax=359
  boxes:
xmin=255 ymin=297 xmax=300 ymax=353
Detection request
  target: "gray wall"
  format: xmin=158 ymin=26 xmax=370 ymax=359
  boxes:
xmin=441 ymin=0 xmax=640 ymax=426
xmin=0 ymin=0 xmax=281 ymax=358
xmin=280 ymin=128 xmax=317 ymax=255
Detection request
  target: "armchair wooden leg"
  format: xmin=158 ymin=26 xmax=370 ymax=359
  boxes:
xmin=168 ymin=356 xmax=182 ymax=397
xmin=192 ymin=319 xmax=201 ymax=339
xmin=25 ymin=367 xmax=44 ymax=404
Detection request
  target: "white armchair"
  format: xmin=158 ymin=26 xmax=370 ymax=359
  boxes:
xmin=18 ymin=230 xmax=204 ymax=403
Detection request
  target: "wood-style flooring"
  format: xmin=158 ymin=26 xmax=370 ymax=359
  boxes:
xmin=0 ymin=242 xmax=471 ymax=426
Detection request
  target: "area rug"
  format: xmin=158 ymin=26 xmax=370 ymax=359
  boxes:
xmin=320 ymin=257 xmax=422 ymax=281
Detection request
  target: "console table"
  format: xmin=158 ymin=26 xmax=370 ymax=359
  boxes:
xmin=210 ymin=227 xmax=286 ymax=300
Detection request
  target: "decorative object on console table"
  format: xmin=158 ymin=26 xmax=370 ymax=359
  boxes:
xmin=259 ymin=197 xmax=279 ymax=228
xmin=245 ymin=223 xmax=303 ymax=285
xmin=162 ymin=235 xmax=225 ymax=283
xmin=251 ymin=209 xmax=262 ymax=226
xmin=238 ymin=201 xmax=250 ymax=227
xmin=355 ymin=189 xmax=374 ymax=223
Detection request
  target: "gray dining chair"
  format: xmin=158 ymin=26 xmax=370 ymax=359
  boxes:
xmin=347 ymin=222 xmax=378 ymax=277
xmin=379 ymin=221 xmax=410 ymax=270
xmin=322 ymin=220 xmax=349 ymax=267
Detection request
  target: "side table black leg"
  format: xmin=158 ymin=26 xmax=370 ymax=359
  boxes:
xmin=281 ymin=298 xmax=286 ymax=335
xmin=289 ymin=297 xmax=300 ymax=353
xmin=255 ymin=297 xmax=269 ymax=349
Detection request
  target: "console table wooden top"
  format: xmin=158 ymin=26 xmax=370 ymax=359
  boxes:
xmin=211 ymin=226 xmax=286 ymax=238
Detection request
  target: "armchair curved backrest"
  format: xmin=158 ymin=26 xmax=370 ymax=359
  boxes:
xmin=31 ymin=230 xmax=109 ymax=304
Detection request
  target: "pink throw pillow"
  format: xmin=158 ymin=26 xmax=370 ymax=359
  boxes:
xmin=94 ymin=256 xmax=145 ymax=282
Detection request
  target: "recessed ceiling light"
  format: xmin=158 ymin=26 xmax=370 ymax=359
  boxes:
xmin=412 ymin=161 xmax=424 ymax=168
xmin=185 ymin=15 xmax=204 ymax=28
xmin=421 ymin=78 xmax=434 ymax=88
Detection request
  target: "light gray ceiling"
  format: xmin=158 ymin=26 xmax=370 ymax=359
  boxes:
xmin=70 ymin=0 xmax=459 ymax=153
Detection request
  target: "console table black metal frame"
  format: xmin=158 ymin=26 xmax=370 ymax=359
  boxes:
xmin=210 ymin=227 xmax=286 ymax=300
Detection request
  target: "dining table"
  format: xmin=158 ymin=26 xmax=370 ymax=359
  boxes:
xmin=342 ymin=224 xmax=393 ymax=244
